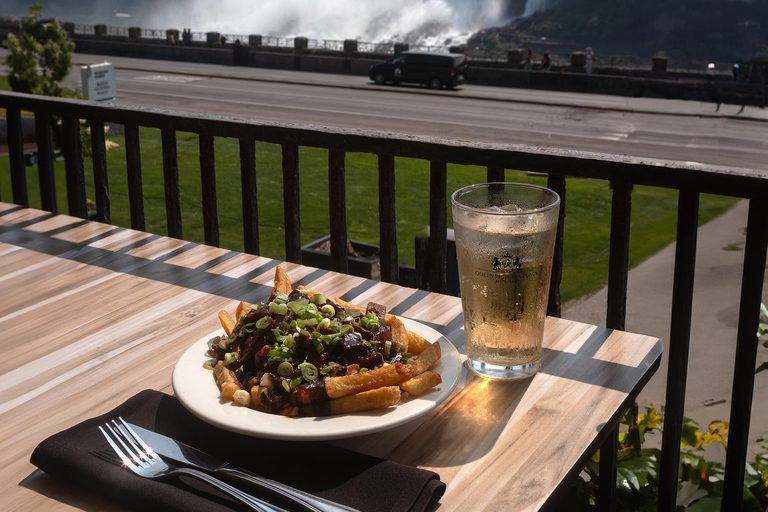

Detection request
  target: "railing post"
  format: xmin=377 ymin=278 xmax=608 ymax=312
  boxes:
xmin=239 ymin=139 xmax=259 ymax=255
xmin=329 ymin=149 xmax=348 ymax=274
xmin=598 ymin=179 xmax=633 ymax=512
xmin=658 ymin=188 xmax=699 ymax=511
xmin=378 ymin=154 xmax=398 ymax=283
xmin=199 ymin=133 xmax=219 ymax=247
xmin=6 ymin=107 xmax=28 ymax=207
xmin=721 ymin=196 xmax=768 ymax=511
xmin=61 ymin=116 xmax=87 ymax=219
xmin=161 ymin=128 xmax=183 ymax=239
xmin=547 ymin=173 xmax=565 ymax=318
xmin=486 ymin=166 xmax=504 ymax=182
xmin=34 ymin=113 xmax=57 ymax=214
xmin=282 ymin=143 xmax=301 ymax=263
xmin=90 ymin=119 xmax=110 ymax=223
xmin=429 ymin=161 xmax=448 ymax=294
xmin=124 ymin=124 xmax=146 ymax=231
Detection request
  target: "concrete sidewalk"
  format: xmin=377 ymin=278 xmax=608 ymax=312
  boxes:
xmin=563 ymin=199 xmax=768 ymax=461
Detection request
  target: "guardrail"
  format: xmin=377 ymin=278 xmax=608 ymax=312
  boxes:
xmin=0 ymin=90 xmax=766 ymax=512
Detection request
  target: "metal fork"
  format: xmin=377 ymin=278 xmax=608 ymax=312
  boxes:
xmin=99 ymin=418 xmax=289 ymax=512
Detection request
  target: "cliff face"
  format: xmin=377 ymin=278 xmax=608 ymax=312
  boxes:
xmin=479 ymin=0 xmax=768 ymax=62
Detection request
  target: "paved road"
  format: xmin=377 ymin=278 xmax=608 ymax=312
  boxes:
xmin=60 ymin=53 xmax=768 ymax=173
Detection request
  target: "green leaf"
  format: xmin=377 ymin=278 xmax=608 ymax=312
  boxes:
xmin=756 ymin=362 xmax=768 ymax=374
xmin=676 ymin=480 xmax=709 ymax=508
xmin=617 ymin=466 xmax=642 ymax=492
xmin=687 ymin=496 xmax=722 ymax=512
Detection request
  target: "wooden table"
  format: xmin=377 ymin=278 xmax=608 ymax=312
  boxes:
xmin=0 ymin=203 xmax=662 ymax=511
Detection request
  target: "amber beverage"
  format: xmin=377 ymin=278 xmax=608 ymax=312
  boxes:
xmin=451 ymin=183 xmax=560 ymax=379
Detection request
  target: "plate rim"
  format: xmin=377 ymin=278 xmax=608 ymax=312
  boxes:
xmin=172 ymin=316 xmax=462 ymax=441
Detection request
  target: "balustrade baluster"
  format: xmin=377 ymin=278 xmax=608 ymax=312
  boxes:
xmin=429 ymin=161 xmax=447 ymax=294
xmin=6 ymin=107 xmax=27 ymax=207
xmin=124 ymin=124 xmax=145 ymax=231
xmin=161 ymin=128 xmax=182 ymax=239
xmin=282 ymin=143 xmax=301 ymax=263
xmin=721 ymin=197 xmax=768 ymax=511
xmin=34 ymin=113 xmax=57 ymax=214
xmin=657 ymin=188 xmax=699 ymax=512
xmin=90 ymin=119 xmax=110 ymax=223
xmin=547 ymin=173 xmax=565 ymax=318
xmin=199 ymin=133 xmax=219 ymax=247
xmin=61 ymin=116 xmax=87 ymax=219
xmin=329 ymin=149 xmax=348 ymax=274
xmin=597 ymin=179 xmax=633 ymax=512
xmin=378 ymin=154 xmax=398 ymax=283
xmin=239 ymin=139 xmax=259 ymax=255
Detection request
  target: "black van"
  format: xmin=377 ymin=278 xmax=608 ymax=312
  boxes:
xmin=369 ymin=52 xmax=467 ymax=90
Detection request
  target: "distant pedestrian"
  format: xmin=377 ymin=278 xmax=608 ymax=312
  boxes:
xmin=586 ymin=47 xmax=596 ymax=74
xmin=523 ymin=49 xmax=534 ymax=70
xmin=185 ymin=28 xmax=192 ymax=46
xmin=168 ymin=33 xmax=175 ymax=45
xmin=539 ymin=51 xmax=552 ymax=71
xmin=220 ymin=35 xmax=227 ymax=47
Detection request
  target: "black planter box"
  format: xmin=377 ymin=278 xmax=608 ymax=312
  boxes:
xmin=301 ymin=235 xmax=380 ymax=280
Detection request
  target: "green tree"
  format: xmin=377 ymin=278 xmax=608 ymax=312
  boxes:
xmin=2 ymin=3 xmax=76 ymax=97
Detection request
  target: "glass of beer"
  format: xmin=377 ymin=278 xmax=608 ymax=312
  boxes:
xmin=451 ymin=183 xmax=560 ymax=380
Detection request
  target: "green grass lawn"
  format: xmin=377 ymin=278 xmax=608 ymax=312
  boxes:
xmin=0 ymin=127 xmax=737 ymax=303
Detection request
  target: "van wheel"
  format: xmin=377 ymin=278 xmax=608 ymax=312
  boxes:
xmin=373 ymin=73 xmax=385 ymax=85
xmin=429 ymin=78 xmax=442 ymax=90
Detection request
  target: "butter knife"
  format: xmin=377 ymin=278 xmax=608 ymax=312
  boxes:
xmin=126 ymin=423 xmax=358 ymax=512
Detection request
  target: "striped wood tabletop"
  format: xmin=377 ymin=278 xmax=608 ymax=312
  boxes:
xmin=0 ymin=203 xmax=662 ymax=511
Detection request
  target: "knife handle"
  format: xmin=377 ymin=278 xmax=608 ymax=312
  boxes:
xmin=217 ymin=465 xmax=360 ymax=512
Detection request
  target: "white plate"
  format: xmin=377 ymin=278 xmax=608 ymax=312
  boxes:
xmin=172 ymin=317 xmax=463 ymax=440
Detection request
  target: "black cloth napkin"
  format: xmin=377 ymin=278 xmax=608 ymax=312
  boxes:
xmin=30 ymin=389 xmax=445 ymax=512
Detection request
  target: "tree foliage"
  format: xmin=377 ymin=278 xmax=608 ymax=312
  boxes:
xmin=2 ymin=3 xmax=75 ymax=97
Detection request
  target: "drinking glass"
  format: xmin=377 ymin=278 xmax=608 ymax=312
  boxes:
xmin=451 ymin=182 xmax=560 ymax=379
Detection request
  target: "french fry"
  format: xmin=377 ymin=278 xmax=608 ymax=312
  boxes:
xmin=325 ymin=363 xmax=414 ymax=398
xmin=235 ymin=301 xmax=250 ymax=322
xmin=213 ymin=361 xmax=240 ymax=401
xmin=406 ymin=331 xmax=431 ymax=355
xmin=330 ymin=296 xmax=365 ymax=313
xmin=218 ymin=310 xmax=236 ymax=336
xmin=409 ymin=341 xmax=441 ymax=375
xmin=302 ymin=386 xmax=402 ymax=416
xmin=272 ymin=265 xmax=292 ymax=296
xmin=385 ymin=315 xmax=409 ymax=352
xmin=400 ymin=371 xmax=442 ymax=396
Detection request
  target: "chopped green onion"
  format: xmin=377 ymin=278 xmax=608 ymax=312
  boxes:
xmin=320 ymin=362 xmax=339 ymax=375
xmin=299 ymin=363 xmax=319 ymax=381
xmin=255 ymin=316 xmax=271 ymax=329
xmin=203 ymin=361 xmax=215 ymax=370
xmin=288 ymin=298 xmax=309 ymax=313
xmin=290 ymin=377 xmax=303 ymax=389
xmin=318 ymin=317 xmax=331 ymax=330
xmin=224 ymin=352 xmax=238 ymax=365
xmin=277 ymin=361 xmax=294 ymax=377
xmin=269 ymin=302 xmax=288 ymax=315
xmin=282 ymin=379 xmax=291 ymax=393
xmin=310 ymin=293 xmax=326 ymax=305
xmin=384 ymin=340 xmax=392 ymax=358
xmin=241 ymin=323 xmax=256 ymax=334
xmin=313 ymin=339 xmax=324 ymax=353
xmin=320 ymin=304 xmax=336 ymax=315
xmin=272 ymin=293 xmax=289 ymax=304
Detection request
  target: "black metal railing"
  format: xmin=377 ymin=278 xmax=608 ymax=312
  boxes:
xmin=1 ymin=90 xmax=767 ymax=512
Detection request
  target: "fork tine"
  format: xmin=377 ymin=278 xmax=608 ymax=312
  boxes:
xmin=112 ymin=419 xmax=149 ymax=464
xmin=106 ymin=421 xmax=146 ymax=466
xmin=99 ymin=425 xmax=135 ymax=468
xmin=118 ymin=418 xmax=159 ymax=460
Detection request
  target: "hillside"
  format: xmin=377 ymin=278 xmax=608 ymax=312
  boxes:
xmin=470 ymin=0 xmax=768 ymax=63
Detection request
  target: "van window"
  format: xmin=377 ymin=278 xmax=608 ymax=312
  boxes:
xmin=391 ymin=54 xmax=406 ymax=65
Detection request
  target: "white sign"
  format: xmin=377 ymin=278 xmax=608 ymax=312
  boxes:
xmin=81 ymin=62 xmax=116 ymax=101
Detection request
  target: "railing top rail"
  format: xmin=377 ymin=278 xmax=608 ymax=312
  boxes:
xmin=1 ymin=90 xmax=764 ymax=198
